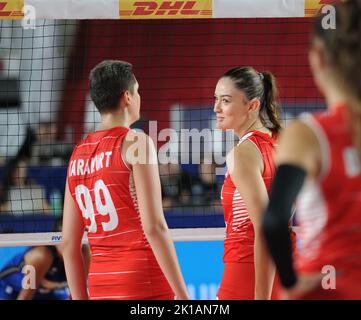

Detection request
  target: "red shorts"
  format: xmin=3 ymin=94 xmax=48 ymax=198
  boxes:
xmin=88 ymin=250 xmax=174 ymax=300
xmin=217 ymin=262 xmax=280 ymax=300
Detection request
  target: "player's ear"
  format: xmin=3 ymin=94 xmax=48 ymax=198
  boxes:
xmin=248 ymin=98 xmax=261 ymax=113
xmin=120 ymin=90 xmax=131 ymax=109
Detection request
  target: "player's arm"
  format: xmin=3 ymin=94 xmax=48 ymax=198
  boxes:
xmin=228 ymin=141 xmax=276 ymax=300
xmin=123 ymin=131 xmax=189 ymax=300
xmin=262 ymin=120 xmax=321 ymax=290
xmin=17 ymin=247 xmax=53 ymax=300
xmin=62 ymin=180 xmax=89 ymax=300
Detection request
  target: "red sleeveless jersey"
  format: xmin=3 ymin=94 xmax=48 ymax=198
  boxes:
xmin=221 ymin=130 xmax=277 ymax=263
xmin=297 ymin=106 xmax=361 ymax=283
xmin=67 ymin=126 xmax=173 ymax=300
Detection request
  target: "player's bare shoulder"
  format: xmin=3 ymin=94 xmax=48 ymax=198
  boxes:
xmin=227 ymin=139 xmax=263 ymax=175
xmin=122 ymin=130 xmax=158 ymax=166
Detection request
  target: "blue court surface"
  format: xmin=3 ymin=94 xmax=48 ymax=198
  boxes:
xmin=0 ymin=241 xmax=224 ymax=300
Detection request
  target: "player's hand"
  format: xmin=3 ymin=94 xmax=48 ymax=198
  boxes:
xmin=280 ymin=273 xmax=322 ymax=300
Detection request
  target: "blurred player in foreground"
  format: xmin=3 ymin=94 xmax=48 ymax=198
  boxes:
xmin=263 ymin=0 xmax=361 ymax=299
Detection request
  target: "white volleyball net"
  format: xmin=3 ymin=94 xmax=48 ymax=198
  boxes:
xmin=0 ymin=1 xmax=328 ymax=246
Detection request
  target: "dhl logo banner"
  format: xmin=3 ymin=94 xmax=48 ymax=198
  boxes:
xmin=0 ymin=0 xmax=23 ymax=19
xmin=305 ymin=0 xmax=341 ymax=17
xmin=119 ymin=0 xmax=212 ymax=19
xmin=0 ymin=0 xmax=345 ymax=20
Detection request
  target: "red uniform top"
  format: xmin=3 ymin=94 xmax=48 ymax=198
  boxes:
xmin=297 ymin=106 xmax=361 ymax=280
xmin=67 ymin=126 xmax=173 ymax=300
xmin=221 ymin=130 xmax=277 ymax=263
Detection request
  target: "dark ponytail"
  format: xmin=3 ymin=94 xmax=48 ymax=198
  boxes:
xmin=260 ymin=71 xmax=282 ymax=134
xmin=222 ymin=66 xmax=282 ymax=134
xmin=313 ymin=0 xmax=361 ymax=161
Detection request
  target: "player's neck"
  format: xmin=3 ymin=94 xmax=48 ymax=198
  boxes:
xmin=236 ymin=118 xmax=265 ymax=138
xmin=99 ymin=111 xmax=131 ymax=130
xmin=324 ymin=86 xmax=350 ymax=110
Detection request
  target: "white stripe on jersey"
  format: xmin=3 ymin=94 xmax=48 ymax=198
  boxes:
xmin=296 ymin=181 xmax=328 ymax=261
xmin=91 ymin=295 xmax=140 ymax=299
xmin=89 ymin=270 xmax=141 ymax=276
xmin=238 ymin=132 xmax=254 ymax=145
xmin=76 ymin=136 xmax=119 ymax=148
xmin=232 ymin=190 xmax=249 ymax=222
xmin=233 ymin=209 xmax=247 ymax=213
xmin=92 ymin=207 xmax=127 ymax=216
xmin=129 ymin=174 xmax=139 ymax=211
xmin=228 ymin=190 xmax=250 ymax=235
xmin=87 ymin=229 xmax=137 ymax=239
xmin=128 ymin=173 xmax=147 ymax=242
xmin=107 ymin=171 xmax=130 ymax=174
xmin=71 ymin=182 xmax=129 ymax=195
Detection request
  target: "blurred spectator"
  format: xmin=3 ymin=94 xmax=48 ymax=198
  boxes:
xmin=0 ymin=125 xmax=36 ymax=207
xmin=198 ymin=159 xmax=221 ymax=207
xmin=0 ymin=160 xmax=51 ymax=215
xmin=159 ymin=163 xmax=182 ymax=209
xmin=159 ymin=161 xmax=221 ymax=210
xmin=31 ymin=121 xmax=72 ymax=166
xmin=159 ymin=163 xmax=193 ymax=209
xmin=0 ymin=21 xmax=77 ymax=160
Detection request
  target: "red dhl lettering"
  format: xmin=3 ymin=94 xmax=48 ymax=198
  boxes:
xmin=0 ymin=2 xmax=11 ymax=16
xmin=319 ymin=0 xmax=341 ymax=4
xmin=132 ymin=1 xmax=201 ymax=16
xmin=0 ymin=1 xmax=23 ymax=17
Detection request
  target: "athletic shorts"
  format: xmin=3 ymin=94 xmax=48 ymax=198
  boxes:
xmin=217 ymin=262 xmax=279 ymax=300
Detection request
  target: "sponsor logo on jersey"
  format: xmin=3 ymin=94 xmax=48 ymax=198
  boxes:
xmin=0 ymin=1 xmax=24 ymax=19
xmin=119 ymin=0 xmax=212 ymax=19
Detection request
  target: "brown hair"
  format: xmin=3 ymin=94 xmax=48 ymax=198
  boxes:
xmin=89 ymin=60 xmax=136 ymax=114
xmin=222 ymin=66 xmax=282 ymax=134
xmin=314 ymin=0 xmax=361 ymax=160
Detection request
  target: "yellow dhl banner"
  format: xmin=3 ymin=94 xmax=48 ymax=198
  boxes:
xmin=0 ymin=0 xmax=344 ymax=20
xmin=119 ymin=0 xmax=212 ymax=19
xmin=305 ymin=0 xmax=341 ymax=17
xmin=0 ymin=0 xmax=23 ymax=19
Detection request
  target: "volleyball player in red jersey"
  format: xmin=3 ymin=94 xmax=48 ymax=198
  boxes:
xmin=214 ymin=66 xmax=285 ymax=300
xmin=263 ymin=0 xmax=361 ymax=299
xmin=62 ymin=60 xmax=189 ymax=300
